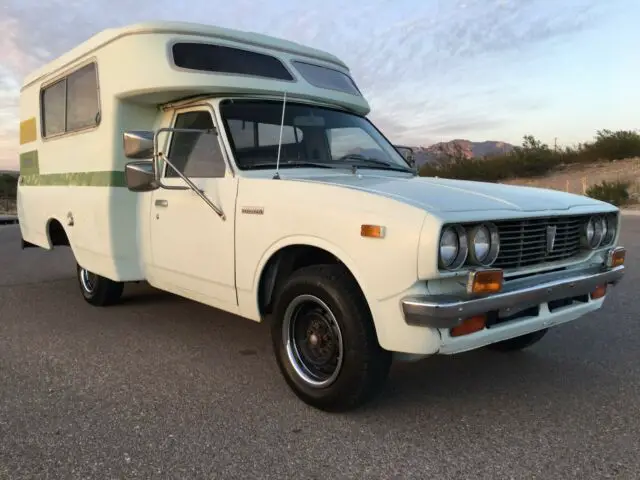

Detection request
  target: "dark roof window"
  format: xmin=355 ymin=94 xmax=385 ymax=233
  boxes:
xmin=292 ymin=61 xmax=361 ymax=96
xmin=171 ymin=42 xmax=294 ymax=81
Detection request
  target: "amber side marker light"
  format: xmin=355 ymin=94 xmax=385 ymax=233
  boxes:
xmin=450 ymin=315 xmax=486 ymax=337
xmin=361 ymin=224 xmax=386 ymax=238
xmin=591 ymin=284 xmax=607 ymax=300
xmin=608 ymin=247 xmax=626 ymax=268
xmin=467 ymin=269 xmax=504 ymax=295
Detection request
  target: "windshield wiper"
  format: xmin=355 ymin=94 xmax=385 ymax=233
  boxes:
xmin=244 ymin=160 xmax=338 ymax=170
xmin=335 ymin=153 xmax=414 ymax=173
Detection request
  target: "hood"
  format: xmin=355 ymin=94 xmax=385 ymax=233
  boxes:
xmin=287 ymin=172 xmax=607 ymax=213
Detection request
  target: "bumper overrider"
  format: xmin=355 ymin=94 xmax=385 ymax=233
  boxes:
xmin=402 ymin=246 xmax=626 ymax=329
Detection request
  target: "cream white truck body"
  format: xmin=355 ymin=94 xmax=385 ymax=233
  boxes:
xmin=17 ymin=22 xmax=626 ymax=410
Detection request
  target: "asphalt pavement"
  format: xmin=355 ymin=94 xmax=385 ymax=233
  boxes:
xmin=1 ymin=218 xmax=639 ymax=479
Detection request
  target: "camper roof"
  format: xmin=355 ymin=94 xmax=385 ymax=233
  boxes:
xmin=22 ymin=21 xmax=348 ymax=88
xmin=22 ymin=21 xmax=370 ymax=116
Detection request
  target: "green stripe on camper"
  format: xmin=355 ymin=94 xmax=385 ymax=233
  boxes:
xmin=20 ymin=150 xmax=40 ymax=175
xmin=19 ymin=150 xmax=126 ymax=187
xmin=20 ymin=170 xmax=126 ymax=187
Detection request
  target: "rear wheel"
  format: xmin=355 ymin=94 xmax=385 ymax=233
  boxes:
xmin=77 ymin=263 xmax=124 ymax=306
xmin=486 ymin=328 xmax=548 ymax=352
xmin=271 ymin=264 xmax=391 ymax=412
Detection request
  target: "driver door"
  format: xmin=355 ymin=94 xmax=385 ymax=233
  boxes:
xmin=148 ymin=105 xmax=238 ymax=310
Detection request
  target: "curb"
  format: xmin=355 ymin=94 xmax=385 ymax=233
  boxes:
xmin=620 ymin=210 xmax=640 ymax=216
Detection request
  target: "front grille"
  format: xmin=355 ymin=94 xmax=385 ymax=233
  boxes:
xmin=492 ymin=215 xmax=588 ymax=269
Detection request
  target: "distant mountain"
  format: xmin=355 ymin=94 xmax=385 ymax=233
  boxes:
xmin=406 ymin=140 xmax=515 ymax=168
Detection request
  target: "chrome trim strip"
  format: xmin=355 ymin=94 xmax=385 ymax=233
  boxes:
xmin=402 ymin=261 xmax=625 ymax=329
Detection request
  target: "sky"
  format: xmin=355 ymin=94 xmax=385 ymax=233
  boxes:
xmin=1 ymin=0 xmax=639 ymax=169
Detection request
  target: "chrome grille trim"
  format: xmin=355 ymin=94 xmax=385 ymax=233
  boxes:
xmin=492 ymin=215 xmax=589 ymax=269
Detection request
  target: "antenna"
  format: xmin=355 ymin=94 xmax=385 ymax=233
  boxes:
xmin=273 ymin=91 xmax=287 ymax=180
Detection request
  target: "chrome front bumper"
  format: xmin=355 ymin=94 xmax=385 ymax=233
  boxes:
xmin=402 ymin=261 xmax=625 ymax=329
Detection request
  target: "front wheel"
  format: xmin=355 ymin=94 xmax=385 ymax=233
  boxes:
xmin=77 ymin=263 xmax=124 ymax=306
xmin=271 ymin=264 xmax=392 ymax=412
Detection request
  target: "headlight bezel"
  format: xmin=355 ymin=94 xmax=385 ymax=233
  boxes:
xmin=602 ymin=213 xmax=618 ymax=246
xmin=582 ymin=214 xmax=617 ymax=250
xmin=438 ymin=222 xmax=501 ymax=270
xmin=438 ymin=224 xmax=468 ymax=270
xmin=467 ymin=222 xmax=500 ymax=267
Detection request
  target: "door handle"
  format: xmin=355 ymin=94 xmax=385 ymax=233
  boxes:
xmin=155 ymin=199 xmax=168 ymax=207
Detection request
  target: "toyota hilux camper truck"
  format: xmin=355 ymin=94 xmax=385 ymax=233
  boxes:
xmin=17 ymin=21 xmax=626 ymax=412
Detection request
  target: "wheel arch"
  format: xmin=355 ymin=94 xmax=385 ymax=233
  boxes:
xmin=254 ymin=237 xmax=373 ymax=320
xmin=45 ymin=217 xmax=70 ymax=249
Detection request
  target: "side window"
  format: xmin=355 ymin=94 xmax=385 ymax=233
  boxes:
xmin=40 ymin=62 xmax=100 ymax=138
xmin=166 ymin=110 xmax=226 ymax=178
xmin=66 ymin=63 xmax=100 ymax=131
xmin=42 ymin=80 xmax=66 ymax=137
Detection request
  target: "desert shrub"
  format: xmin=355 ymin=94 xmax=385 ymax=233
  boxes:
xmin=419 ymin=129 xmax=640 ymax=183
xmin=583 ymin=129 xmax=640 ymax=162
xmin=0 ymin=174 xmax=18 ymax=199
xmin=419 ymin=135 xmax=563 ymax=182
xmin=585 ymin=180 xmax=631 ymax=206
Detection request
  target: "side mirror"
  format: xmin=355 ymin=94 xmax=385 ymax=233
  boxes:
xmin=124 ymin=160 xmax=158 ymax=192
xmin=395 ymin=145 xmax=417 ymax=169
xmin=123 ymin=130 xmax=155 ymax=159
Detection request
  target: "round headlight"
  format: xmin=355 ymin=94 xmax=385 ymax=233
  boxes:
xmin=474 ymin=226 xmax=490 ymax=260
xmin=439 ymin=225 xmax=468 ymax=270
xmin=584 ymin=215 xmax=605 ymax=249
xmin=585 ymin=218 xmax=595 ymax=246
xmin=469 ymin=223 xmax=500 ymax=266
xmin=440 ymin=228 xmax=458 ymax=266
xmin=600 ymin=217 xmax=608 ymax=244
xmin=602 ymin=213 xmax=617 ymax=245
xmin=593 ymin=216 xmax=605 ymax=247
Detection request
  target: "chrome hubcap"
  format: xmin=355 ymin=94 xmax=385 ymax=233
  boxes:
xmin=79 ymin=267 xmax=97 ymax=294
xmin=283 ymin=294 xmax=344 ymax=388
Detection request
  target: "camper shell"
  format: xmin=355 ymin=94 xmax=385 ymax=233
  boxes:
xmin=18 ymin=21 xmax=371 ymax=281
xmin=17 ymin=22 xmax=626 ymax=412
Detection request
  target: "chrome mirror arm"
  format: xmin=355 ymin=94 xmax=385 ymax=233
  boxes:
xmin=153 ymin=127 xmax=226 ymax=221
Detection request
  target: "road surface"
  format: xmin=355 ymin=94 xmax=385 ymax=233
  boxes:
xmin=1 ymin=219 xmax=639 ymax=479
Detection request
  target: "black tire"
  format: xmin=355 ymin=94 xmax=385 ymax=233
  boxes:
xmin=77 ymin=263 xmax=124 ymax=307
xmin=485 ymin=328 xmax=548 ymax=352
xmin=271 ymin=264 xmax=392 ymax=412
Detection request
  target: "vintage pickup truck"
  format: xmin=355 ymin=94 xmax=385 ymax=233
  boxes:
xmin=17 ymin=21 xmax=626 ymax=411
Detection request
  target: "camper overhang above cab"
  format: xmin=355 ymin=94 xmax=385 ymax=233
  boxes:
xmin=22 ymin=21 xmax=370 ymax=117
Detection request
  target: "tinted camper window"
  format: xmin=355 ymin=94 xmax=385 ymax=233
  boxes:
xmin=172 ymin=42 xmax=294 ymax=81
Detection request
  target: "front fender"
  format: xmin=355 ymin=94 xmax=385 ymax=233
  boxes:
xmin=250 ymin=234 xmax=372 ymax=310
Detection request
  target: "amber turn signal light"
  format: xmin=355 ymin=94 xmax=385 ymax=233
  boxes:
xmin=361 ymin=224 xmax=385 ymax=238
xmin=591 ymin=284 xmax=607 ymax=300
xmin=450 ymin=315 xmax=486 ymax=337
xmin=467 ymin=269 xmax=504 ymax=295
xmin=608 ymin=247 xmax=626 ymax=268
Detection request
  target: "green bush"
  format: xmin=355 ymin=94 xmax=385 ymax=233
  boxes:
xmin=419 ymin=129 xmax=640 ymax=183
xmin=0 ymin=174 xmax=18 ymax=199
xmin=584 ymin=129 xmax=640 ymax=161
xmin=585 ymin=180 xmax=631 ymax=206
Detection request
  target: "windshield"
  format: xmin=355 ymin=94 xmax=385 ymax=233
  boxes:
xmin=219 ymin=99 xmax=412 ymax=172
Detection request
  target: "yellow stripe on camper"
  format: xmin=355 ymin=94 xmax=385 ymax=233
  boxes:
xmin=19 ymin=117 xmax=37 ymax=145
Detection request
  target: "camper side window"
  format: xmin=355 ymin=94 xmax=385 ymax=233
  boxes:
xmin=40 ymin=62 xmax=100 ymax=138
xmin=165 ymin=111 xmax=226 ymax=178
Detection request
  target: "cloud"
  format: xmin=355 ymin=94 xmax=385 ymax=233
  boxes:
xmin=0 ymin=0 xmax=622 ymax=168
